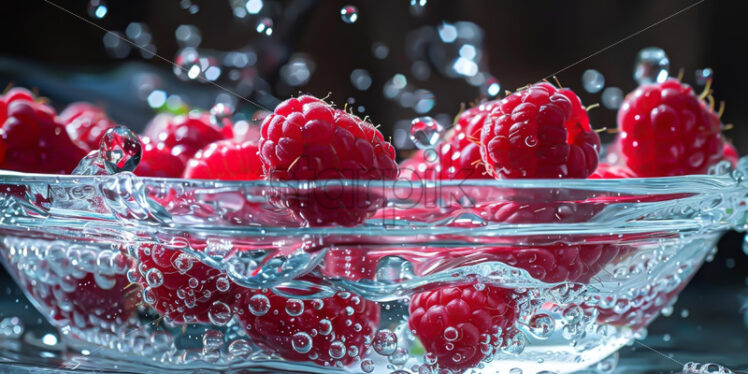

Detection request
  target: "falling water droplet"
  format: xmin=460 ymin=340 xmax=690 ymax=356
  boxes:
xmin=483 ymin=76 xmax=501 ymax=97
xmin=87 ymin=0 xmax=108 ymax=19
xmin=340 ymin=5 xmax=359 ymax=24
xmin=99 ymin=126 xmax=142 ymax=174
xmin=634 ymin=47 xmax=670 ymax=85
xmin=372 ymin=329 xmax=398 ymax=355
xmin=256 ymin=18 xmax=273 ymax=36
xmin=601 ymin=87 xmax=624 ymax=110
xmin=582 ymin=69 xmax=605 ymax=93
xmin=210 ymin=103 xmax=234 ymax=128
xmin=291 ymin=332 xmax=313 ymax=353
xmin=409 ymin=117 xmax=444 ymax=149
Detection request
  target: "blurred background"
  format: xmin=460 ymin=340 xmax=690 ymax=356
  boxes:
xmin=0 ymin=0 xmax=747 ymax=371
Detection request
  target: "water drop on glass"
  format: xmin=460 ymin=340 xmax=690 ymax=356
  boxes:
xmin=256 ymin=18 xmax=273 ymax=36
xmin=87 ymin=0 xmax=108 ymax=19
xmin=528 ymin=313 xmax=555 ymax=339
xmin=409 ymin=117 xmax=444 ymax=149
xmin=285 ymin=298 xmax=304 ymax=316
xmin=291 ymin=332 xmax=313 ymax=353
xmin=372 ymin=329 xmax=397 ymax=355
xmin=582 ymin=69 xmax=605 ymax=93
xmin=601 ymin=87 xmax=624 ymax=110
xmin=99 ymin=126 xmax=141 ymax=174
xmin=248 ymin=294 xmax=271 ymax=316
xmin=340 ymin=5 xmax=359 ymax=24
xmin=634 ymin=47 xmax=670 ymax=85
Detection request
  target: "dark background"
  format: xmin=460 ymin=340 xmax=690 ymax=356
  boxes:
xmin=0 ymin=0 xmax=747 ymax=371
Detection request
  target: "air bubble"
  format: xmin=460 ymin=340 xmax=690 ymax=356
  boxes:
xmin=228 ymin=339 xmax=253 ymax=359
xmin=145 ymin=268 xmax=163 ymax=288
xmin=360 ymin=358 xmax=375 ymax=373
xmin=202 ymin=330 xmax=224 ymax=351
xmin=582 ymin=69 xmax=605 ymax=93
xmin=528 ymin=313 xmax=555 ymax=339
xmin=248 ymin=294 xmax=271 ymax=316
xmin=285 ymin=298 xmax=304 ymax=316
xmin=340 ymin=5 xmax=359 ymax=24
xmin=318 ymin=319 xmax=333 ymax=335
xmin=328 ymin=341 xmax=346 ymax=359
xmin=409 ymin=117 xmax=444 ymax=149
xmin=388 ymin=347 xmax=409 ymax=365
xmin=0 ymin=317 xmax=24 ymax=338
xmin=372 ymin=329 xmax=398 ymax=355
xmin=208 ymin=301 xmax=232 ymax=325
xmin=99 ymin=126 xmax=142 ymax=174
xmin=443 ymin=326 xmax=459 ymax=342
xmin=291 ymin=332 xmax=313 ymax=354
xmin=634 ymin=47 xmax=670 ymax=85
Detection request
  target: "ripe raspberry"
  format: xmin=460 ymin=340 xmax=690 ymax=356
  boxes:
xmin=235 ymin=289 xmax=379 ymax=367
xmin=409 ymin=283 xmax=516 ymax=371
xmin=617 ymin=78 xmax=724 ymax=177
xmin=0 ymin=88 xmax=87 ymax=174
xmin=259 ymin=95 xmax=397 ymax=226
xmin=723 ymin=142 xmax=738 ymax=167
xmin=135 ymin=136 xmax=186 ymax=178
xmin=59 ymin=102 xmax=117 ymax=152
xmin=136 ymin=244 xmax=237 ymax=324
xmin=589 ymin=163 xmax=635 ymax=179
xmin=183 ymin=140 xmax=263 ymax=180
xmin=155 ymin=113 xmax=234 ymax=163
xmin=480 ymin=82 xmax=600 ymax=179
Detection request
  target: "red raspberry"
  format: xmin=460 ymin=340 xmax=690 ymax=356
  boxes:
xmin=183 ymin=139 xmax=263 ymax=180
xmin=259 ymin=95 xmax=397 ymax=226
xmin=0 ymin=88 xmax=86 ymax=174
xmin=135 ymin=136 xmax=186 ymax=178
xmin=617 ymin=78 xmax=724 ymax=177
xmin=589 ymin=163 xmax=635 ymax=179
xmin=26 ymin=273 xmax=136 ymax=332
xmin=723 ymin=141 xmax=738 ymax=167
xmin=155 ymin=113 xmax=233 ymax=163
xmin=409 ymin=283 xmax=517 ymax=371
xmin=480 ymin=82 xmax=600 ymax=179
xmin=136 ymin=243 xmax=238 ymax=324
xmin=59 ymin=102 xmax=117 ymax=152
xmin=235 ymin=289 xmax=379 ymax=367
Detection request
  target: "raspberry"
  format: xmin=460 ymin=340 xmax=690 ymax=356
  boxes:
xmin=59 ymin=102 xmax=117 ymax=152
xmin=135 ymin=136 xmax=186 ymax=178
xmin=136 ymin=244 xmax=237 ymax=324
xmin=589 ymin=163 xmax=635 ymax=179
xmin=23 ymin=272 xmax=136 ymax=331
xmin=235 ymin=289 xmax=379 ymax=367
xmin=156 ymin=113 xmax=233 ymax=163
xmin=0 ymin=88 xmax=86 ymax=174
xmin=183 ymin=140 xmax=263 ymax=180
xmin=409 ymin=283 xmax=516 ymax=371
xmin=480 ymin=83 xmax=600 ymax=179
xmin=723 ymin=141 xmax=738 ymax=167
xmin=617 ymin=78 xmax=724 ymax=177
xmin=259 ymin=95 xmax=397 ymax=226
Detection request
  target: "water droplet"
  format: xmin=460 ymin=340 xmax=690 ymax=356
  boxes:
xmin=175 ymin=24 xmax=201 ymax=47
xmin=208 ymin=301 xmax=233 ymax=325
xmin=502 ymin=329 xmax=527 ymax=354
xmin=256 ymin=18 xmax=273 ymax=36
xmin=202 ymin=330 xmax=224 ymax=351
xmin=695 ymin=68 xmax=713 ymax=86
xmin=388 ymin=347 xmax=409 ymax=365
xmin=280 ymin=54 xmax=315 ymax=86
xmin=409 ymin=117 xmax=444 ymax=149
xmin=328 ymin=341 xmax=346 ymax=359
xmin=528 ymin=313 xmax=555 ymax=339
xmin=210 ymin=103 xmax=234 ymax=128
xmin=228 ymin=339 xmax=253 ymax=359
xmin=285 ymin=298 xmax=304 ymax=316
xmin=483 ymin=76 xmax=501 ymax=97
xmin=145 ymin=268 xmax=163 ymax=287
xmin=340 ymin=5 xmax=359 ymax=24
xmin=351 ymin=69 xmax=373 ymax=91
xmin=634 ymin=47 xmax=670 ymax=85
xmin=87 ymin=0 xmax=108 ymax=19
xmin=601 ymin=87 xmax=624 ymax=110
xmin=372 ymin=329 xmax=398 ymax=355
xmin=102 ymin=31 xmax=131 ymax=59
xmin=360 ymin=358 xmax=375 ymax=373
xmin=680 ymin=309 xmax=690 ymax=318
xmin=582 ymin=69 xmax=605 ymax=93
xmin=99 ymin=126 xmax=142 ymax=174
xmin=291 ymin=332 xmax=313 ymax=353
xmin=372 ymin=42 xmax=389 ymax=60
xmin=248 ymin=294 xmax=271 ymax=316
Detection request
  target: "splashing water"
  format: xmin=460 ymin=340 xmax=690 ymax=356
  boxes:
xmin=582 ymin=69 xmax=605 ymax=93
xmin=409 ymin=117 xmax=444 ymax=149
xmin=634 ymin=47 xmax=670 ymax=85
xmin=340 ymin=5 xmax=359 ymax=24
xmin=99 ymin=127 xmax=142 ymax=174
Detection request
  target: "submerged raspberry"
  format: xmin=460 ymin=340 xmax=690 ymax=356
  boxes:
xmin=480 ymin=83 xmax=600 ymax=179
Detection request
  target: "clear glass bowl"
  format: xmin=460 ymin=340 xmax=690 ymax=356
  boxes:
xmin=0 ymin=159 xmax=746 ymax=374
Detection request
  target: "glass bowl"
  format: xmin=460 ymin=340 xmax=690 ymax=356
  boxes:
xmin=0 ymin=159 xmax=746 ymax=374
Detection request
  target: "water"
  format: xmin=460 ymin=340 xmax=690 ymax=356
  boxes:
xmin=255 ymin=18 xmax=274 ymax=36
xmin=601 ymin=87 xmax=624 ymax=110
xmin=351 ymin=69 xmax=373 ymax=91
xmin=99 ymin=127 xmax=142 ymax=174
xmin=634 ymin=47 xmax=670 ymax=85
xmin=340 ymin=5 xmax=359 ymax=24
xmin=87 ymin=0 xmax=108 ymax=19
xmin=695 ymin=68 xmax=714 ymax=86
xmin=582 ymin=69 xmax=605 ymax=93
xmin=409 ymin=116 xmax=444 ymax=149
